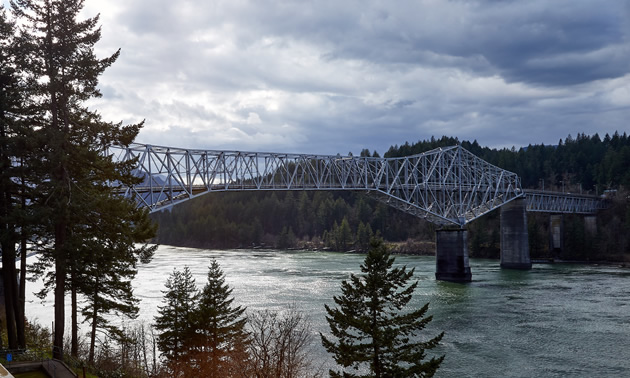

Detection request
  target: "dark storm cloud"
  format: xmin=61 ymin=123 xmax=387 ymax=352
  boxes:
xmin=247 ymin=0 xmax=630 ymax=87
xmin=68 ymin=0 xmax=630 ymax=154
xmin=470 ymin=1 xmax=630 ymax=85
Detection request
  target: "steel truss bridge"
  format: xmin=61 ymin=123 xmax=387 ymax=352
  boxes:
xmin=108 ymin=143 xmax=607 ymax=227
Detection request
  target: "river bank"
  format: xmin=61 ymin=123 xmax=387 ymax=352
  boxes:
xmin=160 ymin=235 xmax=630 ymax=265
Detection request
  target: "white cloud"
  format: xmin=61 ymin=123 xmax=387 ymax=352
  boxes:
xmin=246 ymin=112 xmax=262 ymax=125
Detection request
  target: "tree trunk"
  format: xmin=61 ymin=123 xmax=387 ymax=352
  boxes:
xmin=0 ymin=118 xmax=18 ymax=350
xmin=152 ymin=329 xmax=158 ymax=376
xmin=17 ymin=166 xmax=27 ymax=349
xmin=142 ymin=325 xmax=149 ymax=374
xmin=17 ymin=230 xmax=27 ymax=349
xmin=1 ymin=239 xmax=18 ymax=350
xmin=53 ymin=221 xmax=67 ymax=360
xmin=71 ymin=265 xmax=78 ymax=357
xmin=11 ymin=249 xmax=24 ymax=350
xmin=88 ymin=279 xmax=99 ymax=363
xmin=372 ymin=308 xmax=381 ymax=378
xmin=89 ymin=308 xmax=97 ymax=363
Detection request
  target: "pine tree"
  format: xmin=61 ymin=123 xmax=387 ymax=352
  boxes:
xmin=0 ymin=4 xmax=39 ymax=350
xmin=337 ymin=217 xmax=353 ymax=251
xmin=193 ymin=260 xmax=248 ymax=376
xmin=277 ymin=225 xmax=291 ymax=249
xmin=154 ymin=267 xmax=199 ymax=376
xmin=10 ymin=0 xmax=154 ymax=359
xmin=356 ymin=221 xmax=373 ymax=252
xmin=65 ymin=160 xmax=155 ymax=358
xmin=77 ymin=196 xmax=156 ymax=362
xmin=321 ymin=238 xmax=444 ymax=377
xmin=0 ymin=5 xmax=24 ymax=350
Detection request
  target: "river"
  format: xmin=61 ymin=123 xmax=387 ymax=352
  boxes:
xmin=26 ymin=245 xmax=630 ymax=377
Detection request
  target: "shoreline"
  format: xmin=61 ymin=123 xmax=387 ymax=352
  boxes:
xmin=156 ymin=242 xmax=630 ymax=267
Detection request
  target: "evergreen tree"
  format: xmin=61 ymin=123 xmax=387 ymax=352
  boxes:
xmin=337 ymin=217 xmax=353 ymax=251
xmin=321 ymin=238 xmax=444 ymax=377
xmin=193 ymin=260 xmax=248 ymax=376
xmin=0 ymin=5 xmax=26 ymax=350
xmin=77 ymin=195 xmax=156 ymax=362
xmin=277 ymin=225 xmax=294 ymax=249
xmin=10 ymin=0 xmax=154 ymax=358
xmin=154 ymin=267 xmax=199 ymax=376
xmin=356 ymin=222 xmax=369 ymax=251
xmin=1 ymin=3 xmax=40 ymax=350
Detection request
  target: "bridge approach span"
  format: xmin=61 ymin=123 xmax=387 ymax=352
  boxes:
xmin=523 ymin=190 xmax=606 ymax=214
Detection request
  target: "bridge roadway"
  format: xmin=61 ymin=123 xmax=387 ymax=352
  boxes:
xmin=108 ymin=142 xmax=607 ymax=282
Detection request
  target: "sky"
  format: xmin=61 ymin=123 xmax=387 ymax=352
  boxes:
xmin=8 ymin=0 xmax=630 ymax=155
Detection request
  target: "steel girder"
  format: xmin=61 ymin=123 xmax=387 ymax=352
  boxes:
xmin=107 ymin=143 xmax=527 ymax=226
xmin=364 ymin=145 xmax=523 ymax=226
xmin=523 ymin=190 xmax=607 ymax=214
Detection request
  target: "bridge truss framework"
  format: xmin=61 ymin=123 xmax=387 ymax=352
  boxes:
xmin=107 ymin=143 xmax=605 ymax=227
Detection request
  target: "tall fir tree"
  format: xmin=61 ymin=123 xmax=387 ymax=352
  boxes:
xmin=10 ymin=0 xmax=155 ymax=359
xmin=193 ymin=260 xmax=248 ymax=376
xmin=337 ymin=217 xmax=353 ymax=251
xmin=0 ymin=5 xmax=24 ymax=350
xmin=0 ymin=4 xmax=39 ymax=350
xmin=321 ymin=238 xmax=444 ymax=377
xmin=154 ymin=267 xmax=199 ymax=377
xmin=77 ymin=194 xmax=156 ymax=362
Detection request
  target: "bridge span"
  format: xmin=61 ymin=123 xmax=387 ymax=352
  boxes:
xmin=108 ymin=143 xmax=607 ymax=282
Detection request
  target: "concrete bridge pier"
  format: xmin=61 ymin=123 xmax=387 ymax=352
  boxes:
xmin=500 ymin=197 xmax=532 ymax=269
xmin=549 ymin=214 xmax=563 ymax=255
xmin=435 ymin=228 xmax=472 ymax=282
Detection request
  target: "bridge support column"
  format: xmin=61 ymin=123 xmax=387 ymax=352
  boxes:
xmin=549 ymin=214 xmax=563 ymax=254
xmin=435 ymin=229 xmax=472 ymax=283
xmin=500 ymin=198 xmax=531 ymax=269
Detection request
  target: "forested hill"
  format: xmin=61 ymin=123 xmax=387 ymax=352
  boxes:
xmin=154 ymin=132 xmax=630 ymax=257
xmin=383 ymin=132 xmax=630 ymax=191
xmin=153 ymin=190 xmax=435 ymax=251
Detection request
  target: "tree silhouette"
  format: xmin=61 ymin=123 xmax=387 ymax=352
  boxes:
xmin=193 ymin=260 xmax=248 ymax=376
xmin=9 ymin=0 xmax=155 ymax=358
xmin=322 ymin=238 xmax=444 ymax=377
xmin=154 ymin=267 xmax=199 ymax=376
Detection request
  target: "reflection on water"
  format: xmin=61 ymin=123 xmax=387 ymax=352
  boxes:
xmin=26 ymin=246 xmax=630 ymax=377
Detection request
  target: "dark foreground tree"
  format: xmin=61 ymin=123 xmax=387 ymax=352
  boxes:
xmin=78 ymin=201 xmax=156 ymax=363
xmin=321 ymin=238 xmax=444 ymax=377
xmin=193 ymin=260 xmax=248 ymax=376
xmin=154 ymin=267 xmax=199 ymax=377
xmin=0 ymin=5 xmax=26 ymax=350
xmin=10 ymin=0 xmax=155 ymax=359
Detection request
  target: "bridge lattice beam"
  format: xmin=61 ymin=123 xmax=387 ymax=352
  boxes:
xmin=523 ymin=190 xmax=607 ymax=214
xmin=108 ymin=143 xmax=526 ymax=226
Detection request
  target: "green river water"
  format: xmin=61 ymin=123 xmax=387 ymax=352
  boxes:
xmin=27 ymin=245 xmax=630 ymax=377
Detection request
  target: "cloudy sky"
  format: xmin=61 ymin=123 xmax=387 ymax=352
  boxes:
xmin=11 ymin=0 xmax=630 ymax=155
